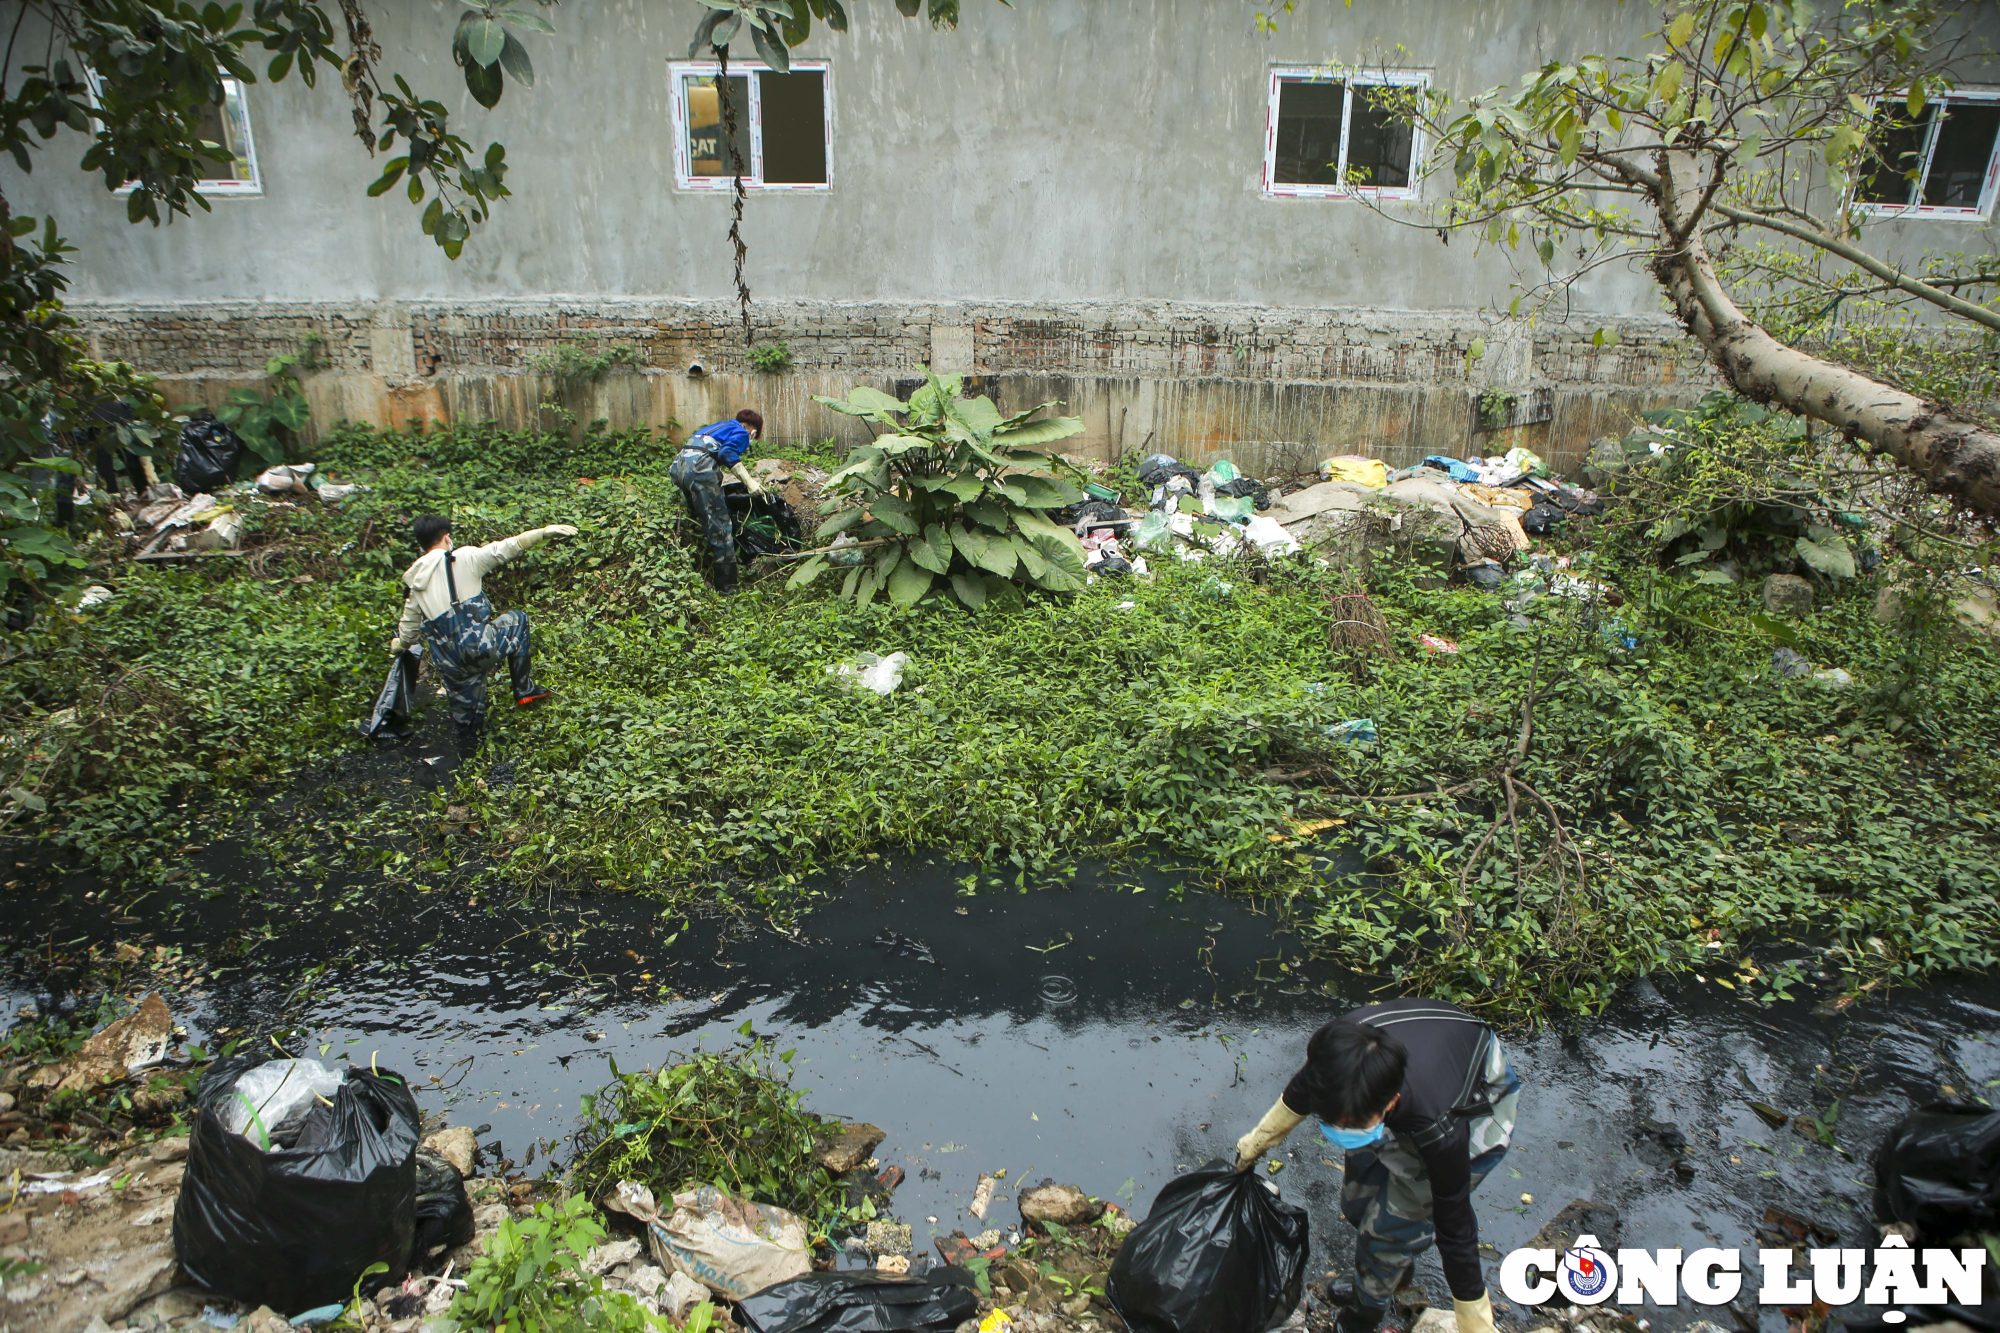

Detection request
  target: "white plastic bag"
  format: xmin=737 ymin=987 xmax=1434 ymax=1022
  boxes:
xmin=605 ymin=1181 xmax=811 ymax=1302
xmin=219 ymin=1058 xmax=345 ymax=1149
xmin=256 ymin=463 xmax=317 ymax=495
xmin=828 ymin=652 xmax=907 ymax=697
xmin=1243 ymin=515 xmax=1299 ymax=558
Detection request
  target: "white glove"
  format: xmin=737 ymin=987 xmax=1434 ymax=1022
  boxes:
xmin=543 ymin=524 xmax=579 ymax=537
xmin=731 ymin=463 xmax=767 ymax=496
xmin=1234 ymin=1097 xmax=1305 ymax=1171
xmin=389 ymin=637 xmax=407 ymax=655
xmin=1454 ymin=1293 xmax=1495 ymax=1333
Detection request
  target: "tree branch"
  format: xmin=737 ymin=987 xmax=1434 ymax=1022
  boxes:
xmin=1712 ymin=201 xmax=2000 ymax=335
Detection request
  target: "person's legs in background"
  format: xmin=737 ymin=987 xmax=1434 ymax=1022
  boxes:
xmin=669 ymin=450 xmax=739 ymax=594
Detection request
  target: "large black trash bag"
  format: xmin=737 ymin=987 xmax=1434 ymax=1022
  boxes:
xmin=174 ymin=1056 xmax=421 ymax=1314
xmin=736 ymin=1271 xmax=980 ymax=1333
xmin=412 ymin=1147 xmax=475 ymax=1262
xmin=358 ymin=646 xmax=424 ymax=740
xmin=1108 ymin=1159 xmax=1309 ymax=1333
xmin=173 ymin=412 xmax=245 ymax=495
xmin=1874 ymin=1102 xmax=2000 ymax=1236
xmin=727 ymin=487 xmax=805 ymax=559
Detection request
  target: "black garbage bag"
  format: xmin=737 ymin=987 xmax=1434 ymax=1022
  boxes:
xmin=1215 ymin=478 xmax=1272 ymax=510
xmin=727 ymin=487 xmax=806 ymax=559
xmin=173 ymin=412 xmax=245 ymax=495
xmin=358 ymin=646 xmax=424 ymax=740
xmin=1137 ymin=454 xmax=1202 ymax=488
xmin=1520 ymin=503 xmax=1565 ymax=535
xmin=1874 ymin=1102 xmax=2000 ymax=1237
xmin=1108 ymin=1159 xmax=1308 ymax=1333
xmin=1057 ymin=499 xmax=1130 ymax=529
xmin=737 ymin=1271 xmax=980 ymax=1333
xmin=174 ymin=1057 xmax=421 ymax=1313
xmin=412 ymin=1147 xmax=475 ymax=1262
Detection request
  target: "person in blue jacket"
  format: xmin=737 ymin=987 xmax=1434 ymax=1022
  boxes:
xmin=670 ymin=409 xmax=766 ymax=594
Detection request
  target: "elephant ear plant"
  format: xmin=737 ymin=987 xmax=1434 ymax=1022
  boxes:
xmin=792 ymin=374 xmax=1090 ymax=608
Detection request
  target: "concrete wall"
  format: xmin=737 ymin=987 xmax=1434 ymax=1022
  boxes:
xmin=10 ymin=0 xmax=2000 ymax=472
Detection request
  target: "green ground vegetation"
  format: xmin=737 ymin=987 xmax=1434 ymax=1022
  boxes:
xmin=566 ymin=1031 xmax=864 ymax=1234
xmin=2 ymin=408 xmax=1995 ymax=1021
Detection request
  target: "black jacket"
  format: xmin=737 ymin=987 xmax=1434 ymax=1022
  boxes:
xmin=1282 ymin=998 xmax=1500 ymax=1300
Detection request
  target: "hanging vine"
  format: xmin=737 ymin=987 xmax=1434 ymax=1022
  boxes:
xmin=711 ymin=44 xmax=754 ymax=350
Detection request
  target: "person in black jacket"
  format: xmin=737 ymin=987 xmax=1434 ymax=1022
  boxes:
xmin=1234 ymin=998 xmax=1522 ymax=1333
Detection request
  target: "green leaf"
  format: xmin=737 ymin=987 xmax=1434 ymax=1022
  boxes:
xmin=935 ymin=471 xmax=985 ymax=503
xmin=1022 ymin=531 xmax=1087 ymax=592
xmin=964 ymin=500 xmax=1009 ymax=531
xmin=816 ymin=508 xmax=865 ymax=541
xmin=499 ymin=8 xmax=556 ymax=32
xmin=272 ymin=395 xmax=311 ymax=431
xmin=1655 ymin=60 xmax=1685 ymax=105
xmin=498 ymin=32 xmax=534 ymax=86
xmin=888 ymin=559 xmax=933 ymax=606
xmin=7 ymin=787 xmax=45 ymax=815
xmin=1667 ymin=11 xmax=1694 ymax=46
xmin=992 ymin=416 xmax=1085 ymax=448
xmin=1009 ymin=474 xmax=1085 ymax=508
xmin=749 ymin=22 xmax=790 ymax=73
xmin=467 ymin=17 xmax=507 ymax=66
xmin=954 ymin=524 xmax=1016 ymax=578
xmin=1794 ymin=533 xmax=1855 ymax=579
xmin=838 ymin=386 xmax=910 ymax=417
xmin=1748 ymin=612 xmax=1805 ymax=648
xmin=910 ymin=523 xmax=953 ymax=575
xmin=1011 ymin=533 xmax=1047 ymax=581
xmin=948 ymin=572 xmax=986 ymax=609
xmin=464 ymin=55 xmax=504 ymax=107
xmin=867 ymin=495 xmax=920 ymax=535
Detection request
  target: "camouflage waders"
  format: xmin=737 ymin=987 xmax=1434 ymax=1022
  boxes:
xmin=670 ymin=444 xmax=738 ymax=594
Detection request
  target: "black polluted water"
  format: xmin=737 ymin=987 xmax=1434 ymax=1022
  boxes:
xmin=1 ymin=854 xmax=1993 ymax=1330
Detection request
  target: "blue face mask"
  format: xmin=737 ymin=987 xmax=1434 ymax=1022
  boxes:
xmin=1320 ymin=1121 xmax=1388 ymax=1150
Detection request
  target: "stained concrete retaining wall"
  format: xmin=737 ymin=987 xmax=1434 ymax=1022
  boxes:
xmin=72 ymin=298 xmax=1716 ymax=476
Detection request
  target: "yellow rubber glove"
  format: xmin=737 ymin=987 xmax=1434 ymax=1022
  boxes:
xmin=1454 ymin=1292 xmax=1496 ymax=1333
xmin=1233 ymin=1098 xmax=1305 ymax=1171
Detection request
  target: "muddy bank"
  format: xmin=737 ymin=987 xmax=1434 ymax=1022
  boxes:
xmin=0 ymin=854 xmax=1991 ymax=1331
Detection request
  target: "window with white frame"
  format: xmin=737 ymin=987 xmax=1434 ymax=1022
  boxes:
xmin=668 ymin=60 xmax=830 ymax=191
xmin=1264 ymin=67 xmax=1427 ymax=199
xmin=1855 ymin=91 xmax=2000 ymax=218
xmin=104 ymin=74 xmax=260 ymax=196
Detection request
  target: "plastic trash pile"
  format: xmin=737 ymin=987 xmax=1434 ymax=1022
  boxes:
xmin=1112 ymin=448 xmax=1605 ymax=588
xmin=93 ymin=413 xmax=368 ymax=561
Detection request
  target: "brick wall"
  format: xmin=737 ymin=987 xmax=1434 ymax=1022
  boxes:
xmin=70 ymin=297 xmax=1719 ymax=474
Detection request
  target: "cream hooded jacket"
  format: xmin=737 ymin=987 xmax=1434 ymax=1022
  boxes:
xmin=395 ymin=528 xmax=556 ymax=644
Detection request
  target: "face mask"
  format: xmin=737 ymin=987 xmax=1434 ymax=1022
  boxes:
xmin=1320 ymin=1121 xmax=1388 ymax=1151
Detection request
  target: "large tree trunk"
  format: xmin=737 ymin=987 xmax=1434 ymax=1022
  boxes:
xmin=1648 ymin=152 xmax=2000 ymax=518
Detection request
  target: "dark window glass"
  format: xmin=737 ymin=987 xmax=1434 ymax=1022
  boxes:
xmin=758 ymin=70 xmax=827 ymax=184
xmin=193 ymin=92 xmax=251 ymax=182
xmin=1858 ymin=103 xmax=1933 ymax=205
xmin=1275 ymin=80 xmax=1345 ymax=186
xmin=686 ymin=75 xmax=751 ymax=177
xmin=1923 ymin=101 xmax=2000 ymax=207
xmin=1345 ymin=87 xmax=1412 ymax=188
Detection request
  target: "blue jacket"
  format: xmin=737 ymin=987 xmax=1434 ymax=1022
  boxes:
xmin=690 ymin=419 xmax=754 ymax=466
